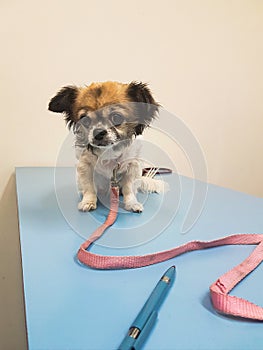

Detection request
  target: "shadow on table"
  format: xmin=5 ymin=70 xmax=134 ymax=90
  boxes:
xmin=0 ymin=173 xmax=28 ymax=350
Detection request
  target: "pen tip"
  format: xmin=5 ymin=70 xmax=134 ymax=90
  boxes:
xmin=167 ymin=266 xmax=176 ymax=273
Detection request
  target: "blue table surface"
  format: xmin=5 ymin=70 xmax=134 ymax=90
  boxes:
xmin=16 ymin=167 xmax=263 ymax=350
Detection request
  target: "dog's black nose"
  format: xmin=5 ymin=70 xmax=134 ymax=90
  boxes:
xmin=93 ymin=128 xmax=107 ymax=140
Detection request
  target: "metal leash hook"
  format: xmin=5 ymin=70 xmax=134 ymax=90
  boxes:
xmin=111 ymin=162 xmax=121 ymax=188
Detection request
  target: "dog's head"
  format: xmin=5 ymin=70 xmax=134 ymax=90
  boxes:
xmin=48 ymin=81 xmax=159 ymax=149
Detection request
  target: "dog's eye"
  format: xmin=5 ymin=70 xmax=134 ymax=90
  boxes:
xmin=80 ymin=114 xmax=91 ymax=128
xmin=110 ymin=113 xmax=124 ymax=126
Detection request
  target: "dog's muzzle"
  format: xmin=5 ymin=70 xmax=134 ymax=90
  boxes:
xmin=92 ymin=127 xmax=113 ymax=147
xmin=93 ymin=128 xmax=108 ymax=141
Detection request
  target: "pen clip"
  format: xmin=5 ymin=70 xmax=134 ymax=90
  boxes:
xmin=133 ymin=310 xmax=158 ymax=350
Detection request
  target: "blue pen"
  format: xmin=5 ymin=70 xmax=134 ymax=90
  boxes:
xmin=118 ymin=266 xmax=176 ymax=350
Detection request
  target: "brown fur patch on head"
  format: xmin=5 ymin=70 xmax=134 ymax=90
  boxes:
xmin=74 ymin=82 xmax=130 ymax=116
xmin=49 ymin=81 xmax=159 ymax=132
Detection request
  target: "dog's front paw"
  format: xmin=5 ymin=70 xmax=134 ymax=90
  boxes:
xmin=124 ymin=201 xmax=144 ymax=213
xmin=78 ymin=199 xmax=97 ymax=212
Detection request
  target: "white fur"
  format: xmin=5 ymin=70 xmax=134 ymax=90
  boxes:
xmin=76 ymin=137 xmax=167 ymax=213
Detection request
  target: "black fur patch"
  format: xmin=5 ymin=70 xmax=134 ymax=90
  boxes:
xmin=134 ymin=123 xmax=145 ymax=135
xmin=93 ymin=87 xmax=102 ymax=98
xmin=127 ymin=81 xmax=157 ymax=105
xmin=127 ymin=81 xmax=159 ymax=135
xmin=48 ymin=86 xmax=78 ymax=128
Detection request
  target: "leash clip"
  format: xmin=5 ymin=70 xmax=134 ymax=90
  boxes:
xmin=111 ymin=163 xmax=120 ymax=188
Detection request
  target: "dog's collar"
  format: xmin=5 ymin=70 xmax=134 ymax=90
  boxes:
xmin=86 ymin=143 xmax=95 ymax=153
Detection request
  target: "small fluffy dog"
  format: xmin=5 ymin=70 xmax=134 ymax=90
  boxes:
xmin=48 ymin=81 xmax=165 ymax=213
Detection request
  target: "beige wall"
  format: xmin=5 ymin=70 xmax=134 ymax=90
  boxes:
xmin=0 ymin=1 xmax=263 ymax=349
xmin=1 ymin=0 xmax=263 ymax=199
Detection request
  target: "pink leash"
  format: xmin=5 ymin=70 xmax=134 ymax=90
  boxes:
xmin=77 ymin=185 xmax=263 ymax=321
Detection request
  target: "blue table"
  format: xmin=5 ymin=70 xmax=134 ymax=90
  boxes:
xmin=16 ymin=167 xmax=263 ymax=350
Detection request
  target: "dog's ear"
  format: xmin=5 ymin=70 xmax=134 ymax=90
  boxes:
xmin=48 ymin=86 xmax=78 ymax=113
xmin=48 ymin=86 xmax=78 ymax=128
xmin=127 ymin=81 xmax=159 ymax=135
xmin=127 ymin=81 xmax=158 ymax=106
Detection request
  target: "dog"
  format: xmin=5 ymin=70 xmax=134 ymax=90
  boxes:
xmin=48 ymin=81 xmax=166 ymax=213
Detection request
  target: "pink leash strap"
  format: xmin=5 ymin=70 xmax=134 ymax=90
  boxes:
xmin=77 ymin=186 xmax=263 ymax=320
